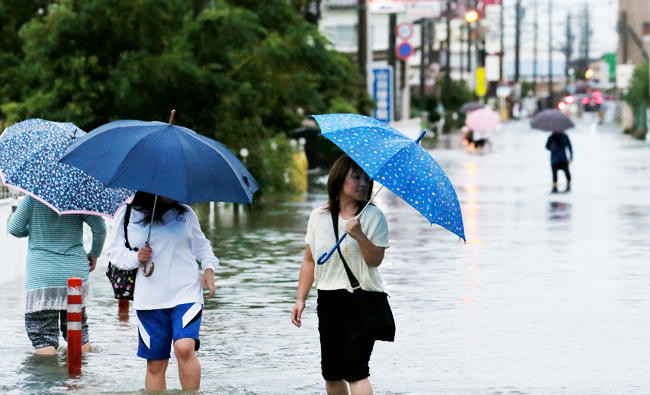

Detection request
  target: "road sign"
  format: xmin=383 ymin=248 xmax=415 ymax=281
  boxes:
xmin=396 ymin=22 xmax=414 ymax=40
xmin=373 ymin=67 xmax=393 ymax=123
xmin=396 ymin=42 xmax=414 ymax=61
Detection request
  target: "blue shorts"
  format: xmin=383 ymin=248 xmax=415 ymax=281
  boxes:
xmin=136 ymin=302 xmax=203 ymax=360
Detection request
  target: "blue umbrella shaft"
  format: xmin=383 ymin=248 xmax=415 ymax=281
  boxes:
xmin=317 ymin=185 xmax=385 ymax=265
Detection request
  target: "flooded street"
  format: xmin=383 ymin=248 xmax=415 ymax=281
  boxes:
xmin=2 ymin=119 xmax=650 ymax=394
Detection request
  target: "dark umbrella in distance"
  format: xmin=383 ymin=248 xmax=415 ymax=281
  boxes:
xmin=530 ymin=109 xmax=575 ymax=132
xmin=460 ymin=102 xmax=484 ymax=113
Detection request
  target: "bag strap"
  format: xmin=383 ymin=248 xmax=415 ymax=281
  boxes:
xmin=123 ymin=204 xmax=138 ymax=252
xmin=330 ymin=209 xmax=360 ymax=289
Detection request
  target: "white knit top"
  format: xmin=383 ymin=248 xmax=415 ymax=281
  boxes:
xmin=305 ymin=205 xmax=389 ymax=292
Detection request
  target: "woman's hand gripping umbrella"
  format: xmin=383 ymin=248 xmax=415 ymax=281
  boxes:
xmin=312 ymin=113 xmax=465 ymax=264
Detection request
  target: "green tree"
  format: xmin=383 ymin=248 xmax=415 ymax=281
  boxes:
xmin=624 ymin=61 xmax=649 ymax=137
xmin=0 ymin=0 xmax=372 ymax=192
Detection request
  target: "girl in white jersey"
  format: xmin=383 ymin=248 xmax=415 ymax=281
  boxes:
xmin=292 ymin=155 xmax=389 ymax=395
xmin=106 ymin=191 xmax=217 ymax=391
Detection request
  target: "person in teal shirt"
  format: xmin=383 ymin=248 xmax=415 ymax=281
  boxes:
xmin=8 ymin=195 xmax=106 ymax=355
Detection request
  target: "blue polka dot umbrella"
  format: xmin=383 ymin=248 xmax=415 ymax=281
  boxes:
xmin=312 ymin=113 xmax=465 ymax=264
xmin=0 ymin=119 xmax=133 ymax=217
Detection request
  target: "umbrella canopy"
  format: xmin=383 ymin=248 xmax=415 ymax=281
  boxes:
xmin=60 ymin=118 xmax=259 ymax=205
xmin=313 ymin=113 xmax=465 ymax=250
xmin=460 ymin=102 xmax=484 ymax=113
xmin=465 ymin=108 xmax=500 ymax=132
xmin=0 ymin=119 xmax=133 ymax=217
xmin=530 ymin=109 xmax=575 ymax=132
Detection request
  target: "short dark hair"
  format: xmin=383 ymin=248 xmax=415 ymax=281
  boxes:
xmin=132 ymin=191 xmax=187 ymax=225
xmin=326 ymin=155 xmax=373 ymax=215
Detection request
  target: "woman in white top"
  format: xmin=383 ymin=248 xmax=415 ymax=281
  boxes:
xmin=291 ymin=155 xmax=389 ymax=395
xmin=106 ymin=191 xmax=217 ymax=391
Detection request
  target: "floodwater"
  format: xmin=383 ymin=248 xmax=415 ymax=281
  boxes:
xmin=2 ymin=119 xmax=650 ymax=394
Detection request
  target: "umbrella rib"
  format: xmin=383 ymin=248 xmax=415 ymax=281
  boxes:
xmin=174 ymin=130 xmax=191 ymax=202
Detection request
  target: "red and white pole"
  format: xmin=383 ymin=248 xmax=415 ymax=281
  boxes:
xmin=67 ymin=277 xmax=82 ymax=375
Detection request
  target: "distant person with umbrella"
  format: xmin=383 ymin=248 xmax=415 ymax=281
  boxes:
xmin=530 ymin=109 xmax=575 ymax=193
xmin=546 ymin=131 xmax=573 ymax=193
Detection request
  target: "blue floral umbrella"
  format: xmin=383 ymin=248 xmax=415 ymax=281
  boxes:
xmin=0 ymin=119 xmax=133 ymax=217
xmin=313 ymin=113 xmax=465 ymax=264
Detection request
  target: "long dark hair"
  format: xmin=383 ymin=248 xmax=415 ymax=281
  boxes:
xmin=326 ymin=155 xmax=373 ymax=215
xmin=132 ymin=191 xmax=187 ymax=225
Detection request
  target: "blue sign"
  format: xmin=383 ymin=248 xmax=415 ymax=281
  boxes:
xmin=396 ymin=42 xmax=413 ymax=61
xmin=372 ymin=67 xmax=393 ymax=123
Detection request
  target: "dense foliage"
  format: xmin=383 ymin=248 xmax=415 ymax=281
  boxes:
xmin=0 ymin=0 xmax=372 ymax=192
xmin=624 ymin=61 xmax=649 ymax=136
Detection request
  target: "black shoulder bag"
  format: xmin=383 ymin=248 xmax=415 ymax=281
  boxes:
xmin=331 ymin=210 xmax=395 ymax=342
xmin=106 ymin=204 xmax=138 ymax=300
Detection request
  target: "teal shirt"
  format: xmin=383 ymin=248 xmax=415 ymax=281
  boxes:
xmin=8 ymin=195 xmax=106 ymax=312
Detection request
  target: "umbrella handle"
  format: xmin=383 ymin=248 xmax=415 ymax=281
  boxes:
xmin=317 ymin=233 xmax=348 ymax=265
xmin=141 ymin=241 xmax=155 ymax=277
xmin=142 ymin=261 xmax=154 ymax=277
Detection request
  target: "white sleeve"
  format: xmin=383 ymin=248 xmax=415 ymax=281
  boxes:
xmin=105 ymin=205 xmax=140 ymax=270
xmin=188 ymin=208 xmax=219 ymax=273
xmin=304 ymin=209 xmax=316 ymax=247
xmin=364 ymin=206 xmax=389 ymax=248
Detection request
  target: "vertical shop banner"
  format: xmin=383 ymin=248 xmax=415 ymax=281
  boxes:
xmin=373 ymin=67 xmax=393 ymax=123
xmin=475 ymin=67 xmax=486 ymax=97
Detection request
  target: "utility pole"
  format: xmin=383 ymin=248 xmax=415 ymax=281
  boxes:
xmin=548 ymin=0 xmax=553 ymax=100
xmin=357 ymin=0 xmax=368 ymax=90
xmin=389 ymin=13 xmax=397 ymax=120
xmin=620 ymin=11 xmax=628 ymax=63
xmin=579 ymin=4 xmax=591 ymax=74
xmin=533 ymin=0 xmax=538 ymax=89
xmin=427 ymin=19 xmax=435 ymax=65
xmin=564 ymin=14 xmax=573 ymax=78
xmin=445 ymin=0 xmax=452 ymax=85
xmin=467 ymin=20 xmax=472 ymax=76
xmin=460 ymin=24 xmax=465 ymax=81
xmin=514 ymin=0 xmax=522 ymax=82
xmin=419 ymin=19 xmax=427 ymax=113
xmin=499 ymin=0 xmax=504 ymax=81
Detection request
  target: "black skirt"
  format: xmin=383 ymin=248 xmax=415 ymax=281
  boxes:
xmin=317 ymin=289 xmax=375 ymax=382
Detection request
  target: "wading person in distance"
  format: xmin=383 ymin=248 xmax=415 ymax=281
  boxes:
xmin=291 ymin=155 xmax=389 ymax=395
xmin=545 ymin=130 xmax=573 ymax=193
xmin=106 ymin=191 xmax=217 ymax=391
xmin=8 ymin=195 xmax=106 ymax=355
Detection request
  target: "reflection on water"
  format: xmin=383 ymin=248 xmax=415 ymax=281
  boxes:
xmin=2 ymin=121 xmax=650 ymax=393
xmin=548 ymin=201 xmax=571 ymax=221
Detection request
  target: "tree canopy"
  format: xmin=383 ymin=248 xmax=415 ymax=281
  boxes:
xmin=0 ymin=0 xmax=372 ymax=190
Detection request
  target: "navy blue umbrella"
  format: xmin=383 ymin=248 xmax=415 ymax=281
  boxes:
xmin=60 ymin=112 xmax=258 ymax=205
xmin=60 ymin=111 xmax=259 ymax=276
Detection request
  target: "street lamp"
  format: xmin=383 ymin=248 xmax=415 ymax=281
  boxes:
xmin=465 ymin=10 xmax=478 ymax=23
